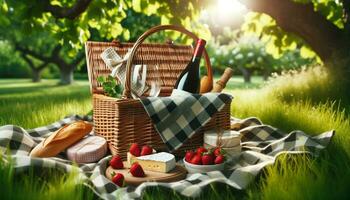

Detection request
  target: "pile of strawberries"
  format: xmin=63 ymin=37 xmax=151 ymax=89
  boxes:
xmin=185 ymin=147 xmax=225 ymax=165
xmin=109 ymin=143 xmax=153 ymax=187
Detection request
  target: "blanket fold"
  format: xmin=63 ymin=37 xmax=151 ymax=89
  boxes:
xmin=139 ymin=89 xmax=233 ymax=151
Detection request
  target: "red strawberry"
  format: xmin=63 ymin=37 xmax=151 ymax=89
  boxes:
xmin=190 ymin=154 xmax=202 ymax=165
xmin=213 ymin=147 xmax=225 ymax=157
xmin=185 ymin=151 xmax=195 ymax=162
xmin=129 ymin=162 xmax=145 ymax=177
xmin=111 ymin=172 xmax=124 ymax=187
xmin=109 ymin=155 xmax=124 ymax=169
xmin=129 ymin=143 xmax=141 ymax=157
xmin=141 ymin=145 xmax=153 ymax=156
xmin=214 ymin=155 xmax=225 ymax=164
xmin=196 ymin=147 xmax=208 ymax=156
xmin=201 ymin=153 xmax=214 ymax=165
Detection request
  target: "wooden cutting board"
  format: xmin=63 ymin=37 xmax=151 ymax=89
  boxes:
xmin=106 ymin=162 xmax=187 ymax=186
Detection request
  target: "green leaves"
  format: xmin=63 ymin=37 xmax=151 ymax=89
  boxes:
xmin=207 ymin=30 xmax=315 ymax=74
xmin=132 ymin=0 xmax=141 ymax=12
xmin=241 ymin=12 xmax=320 ymax=61
xmin=97 ymin=75 xmax=123 ymax=98
xmin=1 ymin=0 xmax=8 ymax=12
xmin=0 ymin=0 xmax=209 ymax=57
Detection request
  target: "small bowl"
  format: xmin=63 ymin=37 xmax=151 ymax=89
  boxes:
xmin=183 ymin=158 xmax=225 ymax=173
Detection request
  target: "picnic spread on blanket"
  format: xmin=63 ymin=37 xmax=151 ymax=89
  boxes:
xmin=0 ymin=25 xmax=335 ymax=199
xmin=0 ymin=116 xmax=334 ymax=199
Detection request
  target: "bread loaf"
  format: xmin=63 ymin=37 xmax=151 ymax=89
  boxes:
xmin=30 ymin=121 xmax=93 ymax=158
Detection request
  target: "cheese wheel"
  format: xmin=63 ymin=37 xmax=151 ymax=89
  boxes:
xmin=204 ymin=130 xmax=241 ymax=148
xmin=67 ymin=136 xmax=107 ymax=163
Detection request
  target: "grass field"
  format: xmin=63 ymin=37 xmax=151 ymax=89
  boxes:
xmin=1 ymin=68 xmax=350 ymax=200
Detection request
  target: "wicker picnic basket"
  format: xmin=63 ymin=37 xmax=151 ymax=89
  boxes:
xmin=85 ymin=25 xmax=231 ymax=159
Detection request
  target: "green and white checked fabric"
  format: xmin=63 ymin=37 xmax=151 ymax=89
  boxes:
xmin=0 ymin=115 xmax=334 ymax=200
xmin=140 ymin=89 xmax=233 ymax=151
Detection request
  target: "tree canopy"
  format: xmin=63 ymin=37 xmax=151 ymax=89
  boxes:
xmin=239 ymin=0 xmax=350 ymax=71
xmin=1 ymin=0 xmax=349 ymax=82
xmin=0 ymin=0 xmax=211 ymax=55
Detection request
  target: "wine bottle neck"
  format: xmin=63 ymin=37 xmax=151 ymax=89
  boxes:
xmin=193 ymin=39 xmax=206 ymax=59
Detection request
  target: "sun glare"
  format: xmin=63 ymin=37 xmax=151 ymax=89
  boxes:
xmin=217 ymin=0 xmax=247 ymax=21
xmin=202 ymin=0 xmax=248 ymax=26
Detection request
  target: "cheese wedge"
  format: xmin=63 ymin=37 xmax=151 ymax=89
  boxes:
xmin=127 ymin=152 xmax=176 ymax=173
xmin=126 ymin=149 xmax=157 ymax=165
xmin=204 ymin=130 xmax=241 ymax=148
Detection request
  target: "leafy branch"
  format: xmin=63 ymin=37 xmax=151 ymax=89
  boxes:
xmin=97 ymin=75 xmax=123 ymax=98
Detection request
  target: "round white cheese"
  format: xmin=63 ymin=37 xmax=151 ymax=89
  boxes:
xmin=204 ymin=130 xmax=241 ymax=147
xmin=67 ymin=136 xmax=107 ymax=163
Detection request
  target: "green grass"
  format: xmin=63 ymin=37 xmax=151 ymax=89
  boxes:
xmin=1 ymin=68 xmax=350 ymax=200
xmin=0 ymin=156 xmax=94 ymax=200
xmin=229 ymin=66 xmax=350 ymax=199
xmin=0 ymin=79 xmax=92 ymax=128
xmin=218 ymin=75 xmax=265 ymax=90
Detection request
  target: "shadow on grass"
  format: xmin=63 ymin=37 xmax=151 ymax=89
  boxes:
xmin=142 ymin=182 xmax=246 ymax=200
xmin=0 ymin=80 xmax=92 ymax=128
xmin=0 ymin=84 xmax=64 ymax=95
xmin=0 ymin=160 xmax=95 ymax=200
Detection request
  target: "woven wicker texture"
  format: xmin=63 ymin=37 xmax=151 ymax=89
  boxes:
xmin=86 ymin=25 xmax=231 ymax=158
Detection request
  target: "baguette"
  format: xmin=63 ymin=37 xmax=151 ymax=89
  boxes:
xmin=30 ymin=121 xmax=93 ymax=158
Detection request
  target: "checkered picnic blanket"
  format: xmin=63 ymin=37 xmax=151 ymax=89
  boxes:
xmin=140 ymin=89 xmax=232 ymax=151
xmin=0 ymin=115 xmax=333 ymax=200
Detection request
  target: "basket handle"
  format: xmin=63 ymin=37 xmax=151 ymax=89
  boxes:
xmin=123 ymin=25 xmax=213 ymax=98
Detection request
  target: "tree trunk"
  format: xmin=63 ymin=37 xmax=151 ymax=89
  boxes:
xmin=240 ymin=0 xmax=350 ymax=81
xmin=324 ymin=48 xmax=350 ymax=84
xmin=59 ymin=67 xmax=74 ymax=85
xmin=239 ymin=67 xmax=252 ymax=83
xmin=263 ymin=68 xmax=271 ymax=81
xmin=32 ymin=69 xmax=42 ymax=82
xmin=240 ymin=0 xmax=343 ymax=62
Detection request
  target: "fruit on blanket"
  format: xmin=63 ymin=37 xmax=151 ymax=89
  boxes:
xmin=111 ymin=172 xmax=124 ymax=187
xmin=213 ymin=147 xmax=225 ymax=157
xmin=196 ymin=147 xmax=207 ymax=156
xmin=214 ymin=155 xmax=225 ymax=164
xmin=109 ymin=155 xmax=124 ymax=169
xmin=140 ymin=145 xmax=153 ymax=156
xmin=129 ymin=143 xmax=141 ymax=157
xmin=185 ymin=147 xmax=226 ymax=166
xmin=201 ymin=153 xmax=214 ymax=165
xmin=129 ymin=162 xmax=145 ymax=177
xmin=185 ymin=151 xmax=195 ymax=162
xmin=190 ymin=154 xmax=202 ymax=165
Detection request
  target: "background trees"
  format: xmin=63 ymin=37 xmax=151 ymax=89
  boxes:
xmin=0 ymin=0 xmax=209 ymax=84
xmin=239 ymin=0 xmax=350 ymax=80
xmin=208 ymin=34 xmax=314 ymax=83
xmin=0 ymin=0 xmax=349 ymax=84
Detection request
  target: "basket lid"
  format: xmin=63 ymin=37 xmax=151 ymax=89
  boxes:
xmin=85 ymin=41 xmax=194 ymax=95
